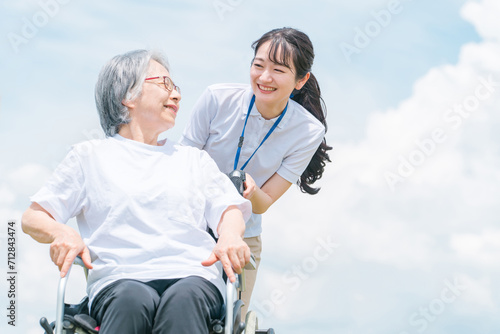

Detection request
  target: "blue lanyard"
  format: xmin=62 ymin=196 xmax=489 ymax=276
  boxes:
xmin=233 ymin=95 xmax=288 ymax=171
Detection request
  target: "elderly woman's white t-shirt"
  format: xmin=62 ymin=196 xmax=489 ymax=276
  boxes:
xmin=31 ymin=134 xmax=251 ymax=308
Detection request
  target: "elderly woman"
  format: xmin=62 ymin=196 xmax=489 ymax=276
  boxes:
xmin=21 ymin=50 xmax=251 ymax=334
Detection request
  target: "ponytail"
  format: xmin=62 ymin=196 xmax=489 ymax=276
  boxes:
xmin=292 ymin=73 xmax=332 ymax=194
xmin=252 ymin=27 xmax=332 ymax=194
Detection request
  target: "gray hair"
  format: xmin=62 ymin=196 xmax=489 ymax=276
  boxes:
xmin=95 ymin=49 xmax=170 ymax=136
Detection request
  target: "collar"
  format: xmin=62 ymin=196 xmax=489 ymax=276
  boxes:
xmin=242 ymin=91 xmax=293 ymax=130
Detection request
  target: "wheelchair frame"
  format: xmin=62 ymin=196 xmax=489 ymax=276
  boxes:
xmin=40 ymin=256 xmax=274 ymax=334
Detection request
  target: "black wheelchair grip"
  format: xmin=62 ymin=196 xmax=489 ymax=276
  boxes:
xmin=227 ymin=170 xmax=246 ymax=196
xmin=40 ymin=317 xmax=54 ymax=334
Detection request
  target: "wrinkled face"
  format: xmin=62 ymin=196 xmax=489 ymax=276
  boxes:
xmin=250 ymin=41 xmax=306 ymax=110
xmin=127 ymin=60 xmax=181 ymax=133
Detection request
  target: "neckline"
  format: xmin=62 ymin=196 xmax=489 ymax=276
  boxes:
xmin=113 ymin=134 xmax=170 ymax=151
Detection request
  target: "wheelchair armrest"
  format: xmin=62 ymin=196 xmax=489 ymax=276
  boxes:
xmin=224 ymin=253 xmax=256 ymax=334
xmin=73 ymin=256 xmax=89 ymax=280
xmin=55 ymin=257 xmax=89 ymax=334
xmin=238 ymin=253 xmax=256 ymax=293
xmin=74 ymin=256 xmax=85 ymax=267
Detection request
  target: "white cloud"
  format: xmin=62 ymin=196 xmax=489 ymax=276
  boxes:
xmin=461 ymin=0 xmax=500 ymax=41
xmin=0 ymin=185 xmax=16 ymax=204
xmin=348 ymin=220 xmax=435 ymax=268
xmin=455 ymin=274 xmax=497 ymax=314
xmin=1 ymin=0 xmax=39 ymax=12
xmin=7 ymin=163 xmax=52 ymax=197
xmin=0 ymin=185 xmax=21 ymax=224
xmin=450 ymin=230 xmax=500 ymax=267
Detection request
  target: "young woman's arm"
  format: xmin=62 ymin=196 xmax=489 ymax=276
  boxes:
xmin=243 ymin=172 xmax=292 ymax=214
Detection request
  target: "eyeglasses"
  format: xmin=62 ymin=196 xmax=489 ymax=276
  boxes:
xmin=145 ymin=76 xmax=181 ymax=94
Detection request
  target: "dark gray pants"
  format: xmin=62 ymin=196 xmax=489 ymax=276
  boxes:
xmin=90 ymin=276 xmax=223 ymax=334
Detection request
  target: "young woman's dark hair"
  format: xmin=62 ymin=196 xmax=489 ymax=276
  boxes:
xmin=252 ymin=27 xmax=332 ymax=194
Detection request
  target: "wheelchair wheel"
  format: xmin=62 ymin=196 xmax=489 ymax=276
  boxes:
xmin=244 ymin=311 xmax=258 ymax=334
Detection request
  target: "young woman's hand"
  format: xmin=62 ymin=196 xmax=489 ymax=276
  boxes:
xmin=243 ymin=173 xmax=257 ymax=199
xmin=243 ymin=172 xmax=292 ymax=214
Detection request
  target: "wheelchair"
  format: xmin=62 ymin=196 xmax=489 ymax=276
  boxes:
xmin=39 ymin=256 xmax=275 ymax=334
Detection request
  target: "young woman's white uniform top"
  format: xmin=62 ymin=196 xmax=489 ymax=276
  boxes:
xmin=180 ymin=83 xmax=325 ymax=237
xmin=31 ymin=135 xmax=251 ymax=308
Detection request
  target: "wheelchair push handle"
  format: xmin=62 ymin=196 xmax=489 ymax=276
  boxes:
xmin=227 ymin=170 xmax=246 ymax=196
xmin=245 ymin=253 xmax=256 ymax=270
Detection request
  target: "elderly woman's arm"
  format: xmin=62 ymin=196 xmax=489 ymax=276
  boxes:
xmin=201 ymin=205 xmax=250 ymax=283
xmin=22 ymin=202 xmax=93 ymax=277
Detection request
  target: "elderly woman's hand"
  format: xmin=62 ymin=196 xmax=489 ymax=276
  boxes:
xmin=50 ymin=225 xmax=93 ymax=277
xmin=22 ymin=202 xmax=93 ymax=277
xmin=201 ymin=206 xmax=249 ymax=283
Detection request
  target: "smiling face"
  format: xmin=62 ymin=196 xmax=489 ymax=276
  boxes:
xmin=125 ymin=60 xmax=181 ymax=134
xmin=250 ymin=41 xmax=309 ymax=118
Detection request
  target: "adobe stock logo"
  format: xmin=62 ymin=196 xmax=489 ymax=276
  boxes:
xmin=339 ymin=0 xmax=413 ymax=63
xmin=384 ymin=75 xmax=499 ymax=191
xmin=398 ymin=277 xmax=467 ymax=334
xmin=253 ymin=236 xmax=339 ymax=322
xmin=213 ymin=0 xmax=245 ymax=21
xmin=7 ymin=0 xmax=72 ymax=54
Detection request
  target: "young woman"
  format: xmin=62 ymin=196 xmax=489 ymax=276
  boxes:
xmin=180 ymin=27 xmax=331 ymax=314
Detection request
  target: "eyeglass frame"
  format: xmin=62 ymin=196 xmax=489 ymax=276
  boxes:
xmin=144 ymin=76 xmax=181 ymax=94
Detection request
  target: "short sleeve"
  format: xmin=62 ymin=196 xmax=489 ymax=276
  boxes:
xmin=198 ymin=151 xmax=251 ymax=237
xmin=179 ymin=87 xmax=218 ymax=149
xmin=277 ymin=125 xmax=326 ymax=184
xmin=30 ymin=148 xmax=86 ymax=224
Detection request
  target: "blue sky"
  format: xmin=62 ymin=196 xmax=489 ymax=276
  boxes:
xmin=1 ymin=0 xmax=499 ymax=333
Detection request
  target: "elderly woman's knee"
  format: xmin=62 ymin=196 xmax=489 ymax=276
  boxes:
xmin=91 ymin=280 xmax=160 ymax=332
xmin=162 ymin=276 xmax=222 ymax=310
xmin=104 ymin=280 xmax=159 ymax=312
